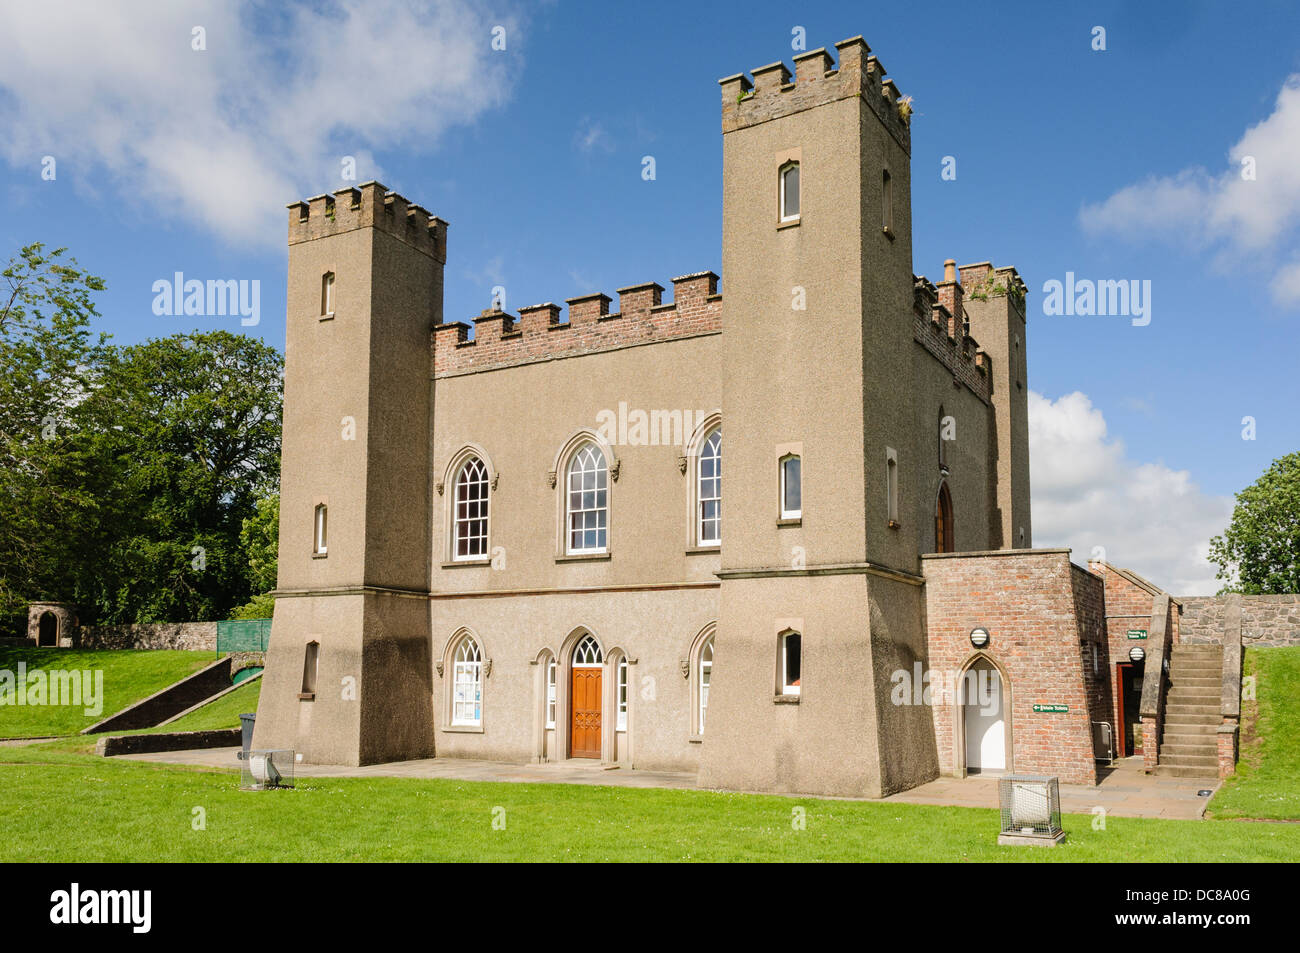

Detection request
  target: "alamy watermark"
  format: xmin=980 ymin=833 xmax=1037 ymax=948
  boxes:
xmin=0 ymin=663 xmax=104 ymax=716
xmin=596 ymin=402 xmax=711 ymax=448
xmin=1042 ymin=272 xmax=1151 ymax=326
xmin=151 ymin=272 xmax=260 ymax=326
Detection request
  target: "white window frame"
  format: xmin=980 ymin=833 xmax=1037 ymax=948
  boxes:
xmin=321 ymin=271 xmax=334 ymax=317
xmin=566 ymin=443 xmax=609 ymax=555
xmin=780 ymin=630 xmax=801 ymax=696
xmin=573 ymin=633 xmax=603 ymax=667
xmin=780 ymin=454 xmax=801 ymax=520
xmin=699 ymin=636 xmax=713 ymax=732
xmin=546 ymin=659 xmax=557 ymax=729
xmin=616 ymin=657 xmax=628 ymax=732
xmin=779 ymin=161 xmax=800 ymax=222
xmin=313 ymin=503 xmax=328 ymax=555
xmin=451 ymin=635 xmax=483 ymax=726
xmin=697 ymin=427 xmax=722 ymax=546
xmin=453 ymin=456 xmax=490 ymax=560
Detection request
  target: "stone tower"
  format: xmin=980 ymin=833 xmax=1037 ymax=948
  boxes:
xmin=698 ymin=39 xmax=939 ymax=797
xmin=961 ymin=262 xmax=1032 ymax=549
xmin=252 ymin=182 xmax=445 ymax=765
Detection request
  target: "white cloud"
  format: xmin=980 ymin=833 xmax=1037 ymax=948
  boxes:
xmin=1028 ymin=391 xmax=1232 ymax=595
xmin=0 ymin=1 xmax=521 ymax=246
xmin=1079 ymin=76 xmax=1300 ymax=306
xmin=573 ymin=117 xmax=612 ymax=154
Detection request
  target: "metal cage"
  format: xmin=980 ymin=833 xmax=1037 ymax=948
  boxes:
xmin=997 ymin=775 xmax=1064 ymax=846
xmin=240 ymin=749 xmax=296 ymax=791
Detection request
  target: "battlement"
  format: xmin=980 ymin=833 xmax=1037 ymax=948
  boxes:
xmin=959 ymin=261 xmax=1028 ymax=319
xmin=913 ymin=268 xmax=991 ymax=403
xmin=433 ymin=272 xmax=721 ymax=377
xmin=719 ymin=37 xmax=911 ymax=153
xmin=287 ymin=181 xmax=448 ymax=262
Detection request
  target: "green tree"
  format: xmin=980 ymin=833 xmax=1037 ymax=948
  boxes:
xmin=1209 ymin=452 xmax=1300 ymax=594
xmin=230 ymin=492 xmax=279 ymax=619
xmin=76 ymin=331 xmax=283 ymax=623
xmin=0 ymin=244 xmax=108 ymax=634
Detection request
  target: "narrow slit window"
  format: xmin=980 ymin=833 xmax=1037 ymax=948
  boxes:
xmin=301 ymin=641 xmax=319 ymax=696
xmin=321 ymin=272 xmax=335 ymax=316
xmin=886 ymin=450 xmax=899 ymax=525
xmin=882 ymin=170 xmax=893 ymax=232
xmin=699 ymin=636 xmax=713 ymax=732
xmin=313 ymin=503 xmax=328 ymax=555
xmin=780 ymin=162 xmax=800 ymax=222
xmin=780 ymin=454 xmax=801 ymax=519
xmin=780 ymin=631 xmax=801 ymax=696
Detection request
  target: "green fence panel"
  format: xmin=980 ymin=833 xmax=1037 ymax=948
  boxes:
xmin=217 ymin=618 xmax=272 ymax=653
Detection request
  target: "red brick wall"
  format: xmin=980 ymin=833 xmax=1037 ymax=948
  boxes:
xmin=1094 ymin=564 xmax=1162 ymax=755
xmin=433 ymin=273 xmax=721 ymax=377
xmin=922 ymin=550 xmax=1098 ymax=784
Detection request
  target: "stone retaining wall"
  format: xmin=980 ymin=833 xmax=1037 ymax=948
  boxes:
xmin=77 ymin=621 xmax=217 ymax=651
xmin=1179 ymin=595 xmax=1300 ymax=647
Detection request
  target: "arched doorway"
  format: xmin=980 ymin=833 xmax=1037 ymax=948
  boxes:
xmin=569 ymin=633 xmax=603 ymax=759
xmin=935 ymin=483 xmax=954 ymax=553
xmin=38 ymin=612 xmax=58 ymax=647
xmin=963 ymin=658 xmax=1005 ymax=773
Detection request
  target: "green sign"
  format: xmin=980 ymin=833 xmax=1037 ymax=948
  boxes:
xmin=1032 ymin=704 xmax=1069 ymax=713
xmin=1127 ymin=629 xmax=1148 ymax=640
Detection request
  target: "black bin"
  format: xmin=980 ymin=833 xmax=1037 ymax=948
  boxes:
xmin=239 ymin=713 xmax=256 ymax=758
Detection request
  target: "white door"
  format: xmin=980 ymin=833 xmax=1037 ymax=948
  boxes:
xmin=964 ymin=660 xmax=1005 ymax=772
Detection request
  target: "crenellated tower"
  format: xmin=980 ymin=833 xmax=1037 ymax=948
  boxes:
xmin=700 ymin=38 xmax=939 ymax=797
xmin=253 ymin=182 xmax=445 ymax=765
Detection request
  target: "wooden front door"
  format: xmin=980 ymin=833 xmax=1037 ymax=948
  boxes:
xmin=570 ymin=667 xmax=602 ymax=759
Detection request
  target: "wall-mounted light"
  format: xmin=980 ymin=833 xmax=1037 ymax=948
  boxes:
xmin=1129 ymin=646 xmax=1146 ymax=663
xmin=970 ymin=627 xmax=990 ymax=648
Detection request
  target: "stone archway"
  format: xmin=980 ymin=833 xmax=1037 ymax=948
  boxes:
xmin=26 ymin=602 xmax=76 ymax=648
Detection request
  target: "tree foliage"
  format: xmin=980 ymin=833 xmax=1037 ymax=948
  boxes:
xmin=1209 ymin=452 xmax=1300 ymax=595
xmin=0 ymin=243 xmax=283 ymax=635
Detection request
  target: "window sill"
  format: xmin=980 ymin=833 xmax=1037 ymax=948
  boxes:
xmin=688 ymin=733 xmax=704 ymax=744
xmin=882 ymin=226 xmax=895 ymax=241
xmin=777 ymin=217 xmax=801 ymax=231
xmin=297 ymin=692 xmax=315 ymax=702
xmin=685 ymin=545 xmax=721 ymax=556
xmin=311 ymin=552 xmax=328 ymax=560
xmin=319 ymin=312 xmax=336 ymax=322
xmin=556 ymin=552 xmax=612 ymax=563
xmin=776 ymin=517 xmax=802 ymax=528
xmin=443 ymin=724 xmax=484 ymax=734
xmin=442 ymin=558 xmax=491 ymax=568
xmin=774 ymin=694 xmax=800 ymax=705
xmin=888 ymin=519 xmax=900 ymax=530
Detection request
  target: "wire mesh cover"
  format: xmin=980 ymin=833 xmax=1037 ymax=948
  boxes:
xmin=240 ymin=749 xmax=296 ymax=791
xmin=998 ymin=775 xmax=1062 ymax=837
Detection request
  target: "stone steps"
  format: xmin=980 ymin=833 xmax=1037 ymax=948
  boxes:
xmin=1154 ymin=764 xmax=1220 ymax=778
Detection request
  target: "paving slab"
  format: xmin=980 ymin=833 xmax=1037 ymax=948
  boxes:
xmin=115 ymin=748 xmax=1218 ymax=819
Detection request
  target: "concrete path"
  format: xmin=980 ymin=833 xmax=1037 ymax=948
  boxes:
xmin=118 ymin=747 xmax=1218 ymax=819
xmin=882 ymin=757 xmax=1219 ymax=820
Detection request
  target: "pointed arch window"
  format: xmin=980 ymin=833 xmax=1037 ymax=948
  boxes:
xmin=935 ymin=483 xmax=954 ymax=554
xmin=573 ymin=633 xmax=604 ymax=666
xmin=698 ymin=427 xmax=722 ymax=545
xmin=452 ymin=635 xmax=483 ymax=726
xmin=699 ymin=635 xmax=714 ymax=732
xmin=453 ymin=456 xmax=490 ymax=559
xmin=566 ymin=443 xmax=608 ymax=554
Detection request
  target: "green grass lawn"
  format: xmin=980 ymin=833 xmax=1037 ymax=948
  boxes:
xmin=1209 ymin=646 xmax=1300 ymax=820
xmin=0 ymin=742 xmax=1297 ymax=862
xmin=0 ymin=648 xmax=217 ymax=738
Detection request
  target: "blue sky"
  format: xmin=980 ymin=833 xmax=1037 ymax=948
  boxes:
xmin=2 ymin=0 xmax=1298 ymax=591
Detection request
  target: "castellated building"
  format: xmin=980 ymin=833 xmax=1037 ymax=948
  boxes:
xmin=253 ymin=37 xmax=1234 ymax=795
